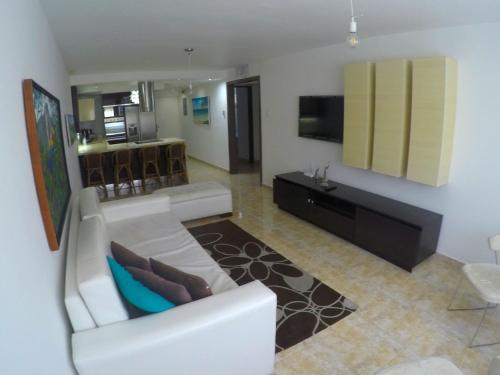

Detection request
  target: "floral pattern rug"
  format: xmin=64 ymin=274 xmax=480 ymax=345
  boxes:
xmin=188 ymin=220 xmax=357 ymax=352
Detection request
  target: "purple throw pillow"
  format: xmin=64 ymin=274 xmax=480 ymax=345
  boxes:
xmin=126 ymin=267 xmax=193 ymax=305
xmin=111 ymin=241 xmax=151 ymax=271
xmin=149 ymin=258 xmax=213 ymax=300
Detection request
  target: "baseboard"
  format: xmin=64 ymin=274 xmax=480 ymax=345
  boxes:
xmin=187 ymin=155 xmax=229 ymax=172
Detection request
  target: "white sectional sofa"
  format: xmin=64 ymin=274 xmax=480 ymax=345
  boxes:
xmin=65 ymin=187 xmax=276 ymax=375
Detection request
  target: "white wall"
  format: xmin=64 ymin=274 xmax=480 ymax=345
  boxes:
xmin=155 ymin=90 xmax=182 ymax=138
xmin=179 ymin=81 xmax=229 ymax=170
xmin=0 ymin=0 xmax=81 ymax=373
xmin=249 ymin=23 xmax=500 ymax=264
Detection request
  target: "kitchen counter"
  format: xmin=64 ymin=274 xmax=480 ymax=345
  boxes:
xmin=78 ymin=137 xmax=187 ymax=187
xmin=78 ymin=137 xmax=185 ymax=156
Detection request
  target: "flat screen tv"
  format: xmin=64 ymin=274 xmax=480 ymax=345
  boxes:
xmin=298 ymin=96 xmax=344 ymax=143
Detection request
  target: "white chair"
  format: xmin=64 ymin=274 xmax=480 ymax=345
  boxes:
xmin=448 ymin=235 xmax=500 ymax=348
xmin=374 ymin=356 xmax=500 ymax=375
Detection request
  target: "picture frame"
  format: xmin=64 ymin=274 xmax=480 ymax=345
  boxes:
xmin=192 ymin=96 xmax=210 ymax=125
xmin=23 ymin=79 xmax=71 ymax=251
xmin=65 ymin=114 xmax=77 ymax=146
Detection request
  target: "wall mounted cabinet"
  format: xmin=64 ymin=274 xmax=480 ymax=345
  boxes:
xmin=407 ymin=57 xmax=458 ymax=186
xmin=342 ymin=62 xmax=374 ymax=170
xmin=372 ymin=59 xmax=411 ymax=177
xmin=78 ymin=97 xmax=96 ymax=122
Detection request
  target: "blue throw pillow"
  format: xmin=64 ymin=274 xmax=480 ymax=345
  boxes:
xmin=107 ymin=256 xmax=175 ymax=313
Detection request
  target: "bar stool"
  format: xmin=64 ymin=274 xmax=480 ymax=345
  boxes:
xmin=166 ymin=143 xmax=189 ymax=186
xmin=112 ymin=149 xmax=135 ymax=195
xmin=139 ymin=147 xmax=161 ymax=189
xmin=84 ymin=153 xmax=107 ymax=198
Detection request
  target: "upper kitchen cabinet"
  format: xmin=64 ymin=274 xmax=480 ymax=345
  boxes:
xmin=407 ymin=57 xmax=458 ymax=186
xmin=342 ymin=62 xmax=375 ymax=170
xmin=78 ymin=97 xmax=95 ymax=122
xmin=102 ymin=92 xmax=132 ymax=106
xmin=372 ymin=59 xmax=411 ymax=177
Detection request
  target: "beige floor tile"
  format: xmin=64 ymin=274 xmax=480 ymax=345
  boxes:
xmin=166 ymin=158 xmax=499 ymax=374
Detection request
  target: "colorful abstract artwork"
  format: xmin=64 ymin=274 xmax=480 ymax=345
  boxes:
xmin=65 ymin=114 xmax=76 ymax=146
xmin=23 ymin=80 xmax=71 ymax=251
xmin=192 ymin=96 xmax=210 ymax=125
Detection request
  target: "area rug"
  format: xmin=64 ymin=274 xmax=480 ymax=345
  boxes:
xmin=188 ymin=220 xmax=357 ymax=352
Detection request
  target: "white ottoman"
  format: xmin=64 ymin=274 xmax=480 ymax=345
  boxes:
xmin=153 ymin=181 xmax=232 ymax=222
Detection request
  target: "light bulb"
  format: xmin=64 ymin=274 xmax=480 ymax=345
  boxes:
xmin=347 ymin=16 xmax=359 ymax=48
xmin=347 ymin=33 xmax=359 ymax=47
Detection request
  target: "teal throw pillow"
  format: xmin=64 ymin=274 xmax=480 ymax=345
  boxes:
xmin=107 ymin=256 xmax=175 ymax=313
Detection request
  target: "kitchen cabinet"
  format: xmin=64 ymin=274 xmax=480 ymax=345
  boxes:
xmin=407 ymin=57 xmax=458 ymax=186
xmin=372 ymin=59 xmax=411 ymax=177
xmin=342 ymin=62 xmax=375 ymax=170
xmin=78 ymin=97 xmax=95 ymax=122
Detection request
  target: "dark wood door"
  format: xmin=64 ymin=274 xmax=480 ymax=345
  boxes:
xmin=355 ymin=208 xmax=422 ymax=270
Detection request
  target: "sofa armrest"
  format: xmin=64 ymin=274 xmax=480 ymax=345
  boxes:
xmin=72 ymin=281 xmax=277 ymax=375
xmin=100 ymin=194 xmax=171 ymax=223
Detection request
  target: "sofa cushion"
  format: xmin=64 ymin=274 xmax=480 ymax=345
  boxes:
xmin=106 ymin=211 xmax=238 ymax=294
xmin=108 ymin=257 xmax=175 ymax=313
xmin=111 ymin=241 xmax=151 ymax=271
xmin=77 ymin=216 xmax=129 ymax=326
xmin=150 ymin=258 xmax=212 ymax=300
xmin=79 ymin=187 xmax=103 ymax=221
xmin=127 ymin=266 xmax=192 ymax=305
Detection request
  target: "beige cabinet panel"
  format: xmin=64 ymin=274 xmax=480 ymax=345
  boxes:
xmin=78 ymin=97 xmax=95 ymax=122
xmin=372 ymin=59 xmax=411 ymax=177
xmin=342 ymin=62 xmax=374 ymax=170
xmin=407 ymin=57 xmax=457 ymax=186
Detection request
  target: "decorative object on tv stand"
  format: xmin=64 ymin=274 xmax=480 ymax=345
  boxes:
xmin=192 ymin=96 xmax=210 ymax=126
xmin=347 ymin=0 xmax=360 ymax=47
xmin=22 ymin=79 xmax=72 ymax=251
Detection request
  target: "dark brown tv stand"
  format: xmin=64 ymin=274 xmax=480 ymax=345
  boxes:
xmin=273 ymin=172 xmax=443 ymax=271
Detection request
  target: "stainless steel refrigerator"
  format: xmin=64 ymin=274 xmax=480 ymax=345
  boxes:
xmin=125 ymin=106 xmax=158 ymax=142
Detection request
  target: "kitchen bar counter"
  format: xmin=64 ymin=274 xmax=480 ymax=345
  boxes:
xmin=78 ymin=137 xmax=186 ymax=187
xmin=77 ymin=137 xmax=185 ymax=156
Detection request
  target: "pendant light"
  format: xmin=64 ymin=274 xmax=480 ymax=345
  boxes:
xmin=347 ymin=0 xmax=360 ymax=48
xmin=184 ymin=48 xmax=194 ymax=94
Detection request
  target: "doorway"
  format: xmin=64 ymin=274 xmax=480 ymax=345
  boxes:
xmin=226 ymin=76 xmax=262 ymax=181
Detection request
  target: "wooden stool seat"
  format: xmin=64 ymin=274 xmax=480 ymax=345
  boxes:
xmin=166 ymin=143 xmax=189 ymax=185
xmin=139 ymin=147 xmax=161 ymax=189
xmin=84 ymin=153 xmax=107 ymax=197
xmin=112 ymin=150 xmax=135 ymax=194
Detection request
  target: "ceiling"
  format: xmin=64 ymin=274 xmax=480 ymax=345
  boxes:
xmin=40 ymin=0 xmax=500 ymax=75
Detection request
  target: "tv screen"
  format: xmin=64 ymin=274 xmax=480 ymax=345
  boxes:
xmin=298 ymin=96 xmax=344 ymax=143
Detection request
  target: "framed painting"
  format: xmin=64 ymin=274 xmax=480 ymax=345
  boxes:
xmin=192 ymin=96 xmax=210 ymax=125
xmin=65 ymin=114 xmax=77 ymax=146
xmin=23 ymin=79 xmax=71 ymax=251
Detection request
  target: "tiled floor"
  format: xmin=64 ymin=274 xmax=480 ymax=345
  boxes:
xmin=115 ymin=157 xmax=500 ymax=374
